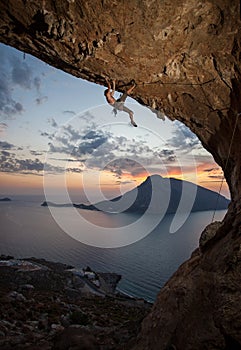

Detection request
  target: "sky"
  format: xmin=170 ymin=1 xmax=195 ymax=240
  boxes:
xmin=0 ymin=43 xmax=230 ymax=201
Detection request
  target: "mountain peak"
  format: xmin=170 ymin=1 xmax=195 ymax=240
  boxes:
xmin=149 ymin=174 xmax=163 ymax=180
xmin=147 ymin=174 xmax=162 ymax=179
xmin=142 ymin=174 xmax=163 ymax=185
xmin=98 ymin=175 xmax=229 ymax=214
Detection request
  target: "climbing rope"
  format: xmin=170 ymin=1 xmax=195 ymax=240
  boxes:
xmin=108 ymin=78 xmax=215 ymax=90
xmin=142 ymin=77 xmax=216 ymax=87
xmin=211 ymin=112 xmax=240 ymax=223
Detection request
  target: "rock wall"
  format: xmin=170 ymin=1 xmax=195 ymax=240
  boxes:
xmin=0 ymin=1 xmax=241 ymax=348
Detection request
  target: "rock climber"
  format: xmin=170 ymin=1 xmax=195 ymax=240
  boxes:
xmin=104 ymin=79 xmax=137 ymax=127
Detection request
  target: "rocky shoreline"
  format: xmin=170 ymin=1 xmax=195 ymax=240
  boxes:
xmin=0 ymin=255 xmax=151 ymax=350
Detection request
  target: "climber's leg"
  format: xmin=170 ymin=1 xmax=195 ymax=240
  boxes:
xmin=123 ymin=106 xmax=137 ymax=127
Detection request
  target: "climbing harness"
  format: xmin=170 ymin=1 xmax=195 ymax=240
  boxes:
xmin=211 ymin=112 xmax=240 ymax=223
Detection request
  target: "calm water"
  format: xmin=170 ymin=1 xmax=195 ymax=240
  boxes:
xmin=0 ymin=197 xmax=226 ymax=302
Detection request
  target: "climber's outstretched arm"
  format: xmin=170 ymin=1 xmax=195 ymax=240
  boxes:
xmin=112 ymin=80 xmax=116 ymax=95
xmin=105 ymin=79 xmax=115 ymax=96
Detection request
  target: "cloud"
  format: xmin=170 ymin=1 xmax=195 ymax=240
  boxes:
xmin=15 ymin=102 xmax=24 ymax=112
xmin=0 ymin=137 xmax=60 ymax=175
xmin=103 ymin=158 xmax=146 ymax=179
xmin=83 ymin=130 xmax=103 ymax=140
xmin=78 ymin=134 xmax=108 ymax=155
xmin=0 ymin=150 xmax=61 ymax=175
xmin=0 ymin=73 xmax=24 ymax=118
xmin=208 ymin=175 xmax=224 ymax=179
xmin=40 ymin=131 xmax=54 ymax=140
xmin=36 ymin=96 xmax=48 ymax=105
xmin=1 ymin=150 xmax=11 ymax=157
xmin=0 ymin=122 xmax=8 ymax=134
xmin=41 ymin=119 xmax=179 ymax=180
xmin=63 ymin=125 xmax=82 ymax=142
xmin=0 ymin=48 xmax=43 ymax=118
xmin=10 ymin=56 xmax=42 ymax=93
xmin=30 ymin=150 xmax=44 ymax=156
xmin=63 ymin=110 xmax=76 ymax=115
xmin=115 ymin=180 xmax=135 ymax=185
xmin=49 ymin=157 xmax=80 ymax=162
xmin=40 ymin=131 xmax=50 ymax=137
xmin=203 ymin=167 xmax=220 ymax=172
xmin=33 ymin=77 xmax=41 ymax=92
xmin=202 ymin=166 xmax=224 ymax=180
xmin=168 ymin=121 xmax=201 ymax=151
xmin=45 ymin=124 xmax=110 ymax=158
xmin=159 ymin=149 xmax=176 ymax=162
xmin=0 ymin=140 xmax=15 ymax=150
xmin=66 ymin=167 xmax=83 ymax=173
xmin=86 ymin=146 xmax=166 ymax=179
xmin=0 ymin=153 xmax=43 ymax=173
xmin=48 ymin=117 xmax=58 ymax=128
xmin=48 ymin=143 xmax=67 ymax=154
xmin=11 ymin=58 xmax=32 ymax=89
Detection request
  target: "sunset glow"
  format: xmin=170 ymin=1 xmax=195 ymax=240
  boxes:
xmin=0 ymin=43 xmax=230 ymax=201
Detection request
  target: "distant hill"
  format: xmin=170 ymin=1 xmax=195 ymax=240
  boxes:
xmin=0 ymin=197 xmax=11 ymax=202
xmin=41 ymin=201 xmax=99 ymax=211
xmin=94 ymin=175 xmax=230 ymax=214
xmin=42 ymin=175 xmax=230 ymax=214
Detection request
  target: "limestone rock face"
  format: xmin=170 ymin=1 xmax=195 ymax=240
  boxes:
xmin=199 ymin=221 xmax=222 ymax=251
xmin=0 ymin=0 xmax=241 ymax=348
xmin=133 ymin=228 xmax=241 ymax=350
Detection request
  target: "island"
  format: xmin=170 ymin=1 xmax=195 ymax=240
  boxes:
xmin=0 ymin=197 xmax=11 ymax=202
xmin=41 ymin=175 xmax=230 ymax=214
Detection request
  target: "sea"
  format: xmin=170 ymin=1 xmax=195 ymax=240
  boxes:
xmin=0 ymin=195 xmax=227 ymax=302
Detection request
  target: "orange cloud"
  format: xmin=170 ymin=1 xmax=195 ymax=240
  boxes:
xmin=196 ymin=163 xmax=230 ymax=198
